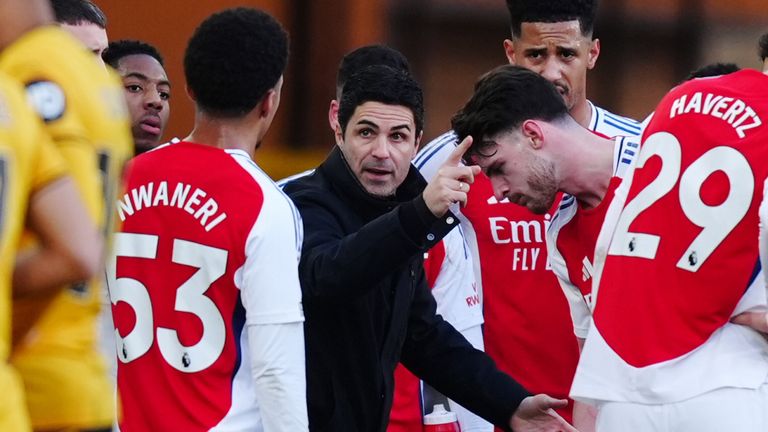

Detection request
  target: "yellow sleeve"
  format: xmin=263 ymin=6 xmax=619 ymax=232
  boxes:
xmin=28 ymin=130 xmax=68 ymax=193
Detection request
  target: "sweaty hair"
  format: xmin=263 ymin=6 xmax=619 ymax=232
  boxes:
xmin=50 ymin=0 xmax=107 ymax=28
xmin=759 ymin=32 xmax=768 ymax=61
xmin=505 ymin=0 xmax=597 ymax=38
xmin=336 ymin=45 xmax=410 ymax=97
xmin=184 ymin=7 xmax=288 ymax=118
xmin=684 ymin=62 xmax=740 ymax=81
xmin=103 ymin=40 xmax=164 ymax=69
xmin=338 ymin=65 xmax=424 ymax=135
xmin=452 ymin=65 xmax=568 ymax=161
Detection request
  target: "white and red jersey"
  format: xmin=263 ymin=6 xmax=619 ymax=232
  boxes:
xmin=547 ymin=136 xmax=640 ymax=338
xmin=108 ymin=142 xmax=305 ymax=431
xmin=424 ymin=226 xmax=483 ymax=332
xmin=414 ymin=102 xmax=642 ymax=423
xmin=573 ymin=69 xmax=768 ymax=405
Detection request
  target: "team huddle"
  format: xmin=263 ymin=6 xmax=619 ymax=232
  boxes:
xmin=1 ymin=0 xmax=767 ymax=431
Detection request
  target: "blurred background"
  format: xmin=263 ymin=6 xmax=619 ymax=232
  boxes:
xmin=99 ymin=0 xmax=767 ymax=179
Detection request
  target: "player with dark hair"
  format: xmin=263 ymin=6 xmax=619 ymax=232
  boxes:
xmin=759 ymin=32 xmax=768 ymax=72
xmin=0 ymin=0 xmax=132 ymax=430
xmin=413 ymin=0 xmax=641 ymax=429
xmin=50 ymin=0 xmax=108 ymax=63
xmin=684 ymin=62 xmax=740 ymax=81
xmin=283 ymin=63 xmax=574 ymax=432
xmin=108 ymin=8 xmax=307 ymax=431
xmin=572 ymin=56 xmax=768 ymax=432
xmin=104 ymin=40 xmax=171 ymax=154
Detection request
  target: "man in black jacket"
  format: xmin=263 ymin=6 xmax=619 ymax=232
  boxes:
xmin=282 ymin=65 xmax=575 ymax=432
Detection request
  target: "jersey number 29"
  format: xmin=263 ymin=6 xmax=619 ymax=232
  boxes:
xmin=609 ymin=131 xmax=754 ymax=271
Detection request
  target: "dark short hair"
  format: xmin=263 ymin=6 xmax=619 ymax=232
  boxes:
xmin=103 ymin=40 xmax=164 ymax=69
xmin=505 ymin=0 xmax=597 ymax=38
xmin=452 ymin=65 xmax=568 ymax=161
xmin=759 ymin=32 xmax=768 ymax=61
xmin=336 ymin=45 xmax=410 ymax=96
xmin=338 ymin=65 xmax=424 ymax=135
xmin=184 ymin=7 xmax=289 ymax=118
xmin=50 ymin=0 xmax=107 ymax=28
xmin=684 ymin=62 xmax=740 ymax=81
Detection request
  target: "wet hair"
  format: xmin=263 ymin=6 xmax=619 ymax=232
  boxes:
xmin=103 ymin=40 xmax=164 ymax=69
xmin=50 ymin=0 xmax=107 ymax=28
xmin=759 ymin=32 xmax=768 ymax=61
xmin=505 ymin=0 xmax=597 ymax=38
xmin=336 ymin=45 xmax=410 ymax=97
xmin=684 ymin=62 xmax=740 ymax=81
xmin=452 ymin=65 xmax=568 ymax=161
xmin=338 ymin=65 xmax=424 ymax=135
xmin=183 ymin=7 xmax=288 ymax=118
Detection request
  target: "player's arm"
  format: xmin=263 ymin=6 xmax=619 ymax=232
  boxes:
xmin=731 ymin=180 xmax=768 ymax=334
xmin=13 ymin=176 xmax=103 ymax=298
xmin=242 ymin=195 xmax=308 ymax=431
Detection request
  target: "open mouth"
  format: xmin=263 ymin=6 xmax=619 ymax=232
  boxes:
xmin=363 ymin=168 xmax=392 ymax=180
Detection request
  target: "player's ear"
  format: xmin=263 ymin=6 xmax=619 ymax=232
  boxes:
xmin=521 ymin=120 xmax=544 ymax=149
xmin=328 ymin=99 xmax=340 ymax=132
xmin=503 ymin=39 xmax=516 ymax=65
xmin=260 ymin=89 xmax=278 ymax=119
xmin=587 ymin=38 xmax=601 ymax=70
xmin=185 ymin=84 xmax=196 ymax=102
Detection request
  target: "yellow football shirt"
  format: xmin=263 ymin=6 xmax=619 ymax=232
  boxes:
xmin=0 ymin=26 xmax=132 ymax=429
xmin=0 ymin=72 xmax=68 ymax=432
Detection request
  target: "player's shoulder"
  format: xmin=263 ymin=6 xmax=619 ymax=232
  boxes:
xmin=612 ymin=136 xmax=641 ymax=179
xmin=224 ymin=149 xmax=297 ymax=210
xmin=414 ymin=130 xmax=458 ymax=171
xmin=549 ymin=194 xmax=578 ymax=236
xmin=589 ymin=101 xmax=643 ymax=138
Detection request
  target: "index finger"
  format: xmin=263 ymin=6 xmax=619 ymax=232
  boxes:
xmin=445 ymin=135 xmax=474 ymax=166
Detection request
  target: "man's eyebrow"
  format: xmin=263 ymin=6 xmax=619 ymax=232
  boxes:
xmin=391 ymin=124 xmax=412 ymax=132
xmin=356 ymin=119 xmax=380 ymax=129
xmin=523 ymin=47 xmax=547 ymax=56
xmin=123 ymin=72 xmax=172 ymax=88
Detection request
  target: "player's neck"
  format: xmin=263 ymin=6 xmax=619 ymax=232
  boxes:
xmin=569 ymin=99 xmax=592 ymax=130
xmin=185 ymin=112 xmax=265 ymax=155
xmin=560 ymin=129 xmax=614 ymax=210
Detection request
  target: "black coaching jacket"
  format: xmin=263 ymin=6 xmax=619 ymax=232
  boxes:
xmin=282 ymin=147 xmax=530 ymax=432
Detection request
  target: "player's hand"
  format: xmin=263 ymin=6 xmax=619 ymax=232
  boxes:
xmin=422 ymin=136 xmax=481 ymax=217
xmin=731 ymin=310 xmax=768 ymax=333
xmin=509 ymin=394 xmax=579 ymax=432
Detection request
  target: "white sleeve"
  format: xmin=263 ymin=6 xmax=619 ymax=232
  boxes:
xmin=446 ymin=325 xmax=493 ymax=432
xmin=239 ymin=188 xmax=305 ymax=325
xmin=248 ymin=322 xmax=308 ymax=431
xmin=760 ymin=178 xmax=768 ymax=296
xmin=546 ymin=201 xmax=591 ymax=339
xmin=430 ymin=228 xmax=483 ymax=332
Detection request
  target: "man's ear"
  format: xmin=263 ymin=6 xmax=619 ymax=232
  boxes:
xmin=185 ymin=84 xmax=196 ymax=102
xmin=328 ymin=100 xmax=340 ymax=132
xmin=588 ymin=38 xmax=601 ymax=70
xmin=521 ymin=120 xmax=544 ymax=149
xmin=259 ymin=89 xmax=278 ymax=119
xmin=503 ymin=39 xmax=516 ymax=65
